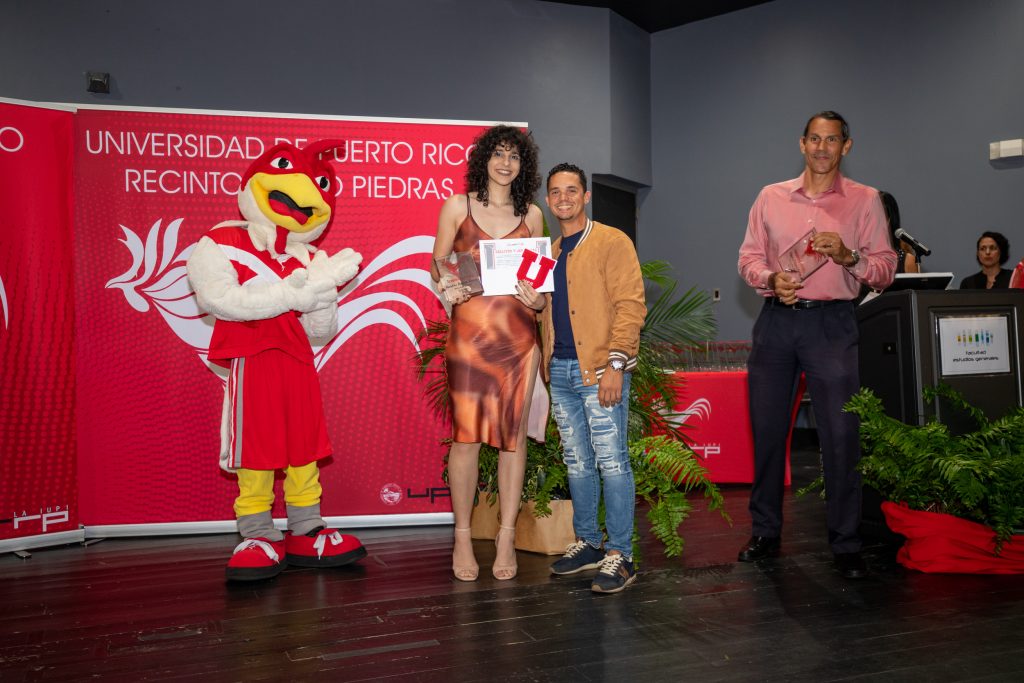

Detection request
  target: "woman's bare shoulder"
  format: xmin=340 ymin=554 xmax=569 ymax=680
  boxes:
xmin=439 ymin=193 xmax=469 ymax=221
xmin=526 ymin=203 xmax=544 ymax=234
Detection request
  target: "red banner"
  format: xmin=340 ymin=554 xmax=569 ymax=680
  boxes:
xmin=0 ymin=101 xmax=79 ymax=546
xmin=672 ymin=371 xmax=796 ymax=484
xmin=73 ymin=107 xmax=490 ymax=526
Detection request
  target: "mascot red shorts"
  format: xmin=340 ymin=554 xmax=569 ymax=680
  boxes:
xmin=226 ymin=348 xmax=332 ymax=470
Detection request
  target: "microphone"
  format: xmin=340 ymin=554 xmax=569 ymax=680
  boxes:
xmin=894 ymin=228 xmax=932 ymax=257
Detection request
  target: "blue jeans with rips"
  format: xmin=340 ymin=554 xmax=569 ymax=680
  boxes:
xmin=549 ymin=357 xmax=635 ymax=556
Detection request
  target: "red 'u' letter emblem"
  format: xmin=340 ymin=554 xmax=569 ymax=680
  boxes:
xmin=516 ymin=249 xmax=556 ymax=288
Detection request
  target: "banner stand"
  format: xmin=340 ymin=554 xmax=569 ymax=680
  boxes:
xmin=69 ymin=104 xmax=486 ymax=530
xmin=0 ymin=529 xmax=85 ymax=555
xmin=1 ymin=99 xmax=79 ymax=554
xmin=6 ymin=98 xmax=491 ymax=540
xmin=83 ymin=513 xmax=454 ymax=539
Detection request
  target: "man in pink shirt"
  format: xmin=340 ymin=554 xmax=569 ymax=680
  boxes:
xmin=736 ymin=111 xmax=896 ymax=579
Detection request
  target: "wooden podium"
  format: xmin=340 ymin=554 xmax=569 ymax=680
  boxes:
xmin=857 ymin=289 xmax=1024 ymax=430
xmin=857 ymin=289 xmax=1024 ymax=540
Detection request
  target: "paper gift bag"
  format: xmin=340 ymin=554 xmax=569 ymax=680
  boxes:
xmin=470 ymin=495 xmax=500 ymax=540
xmin=514 ymin=500 xmax=575 ymax=555
xmin=470 ymin=497 xmax=575 ymax=554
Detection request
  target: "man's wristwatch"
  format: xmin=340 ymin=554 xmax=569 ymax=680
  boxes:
xmin=847 ymin=249 xmax=861 ymax=267
xmin=608 ymin=358 xmax=626 ymax=372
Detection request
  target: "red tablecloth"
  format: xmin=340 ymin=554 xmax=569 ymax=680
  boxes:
xmin=671 ymin=371 xmax=803 ymax=484
xmin=882 ymin=502 xmax=1024 ymax=574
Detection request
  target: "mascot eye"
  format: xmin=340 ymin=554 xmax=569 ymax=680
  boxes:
xmin=316 ymin=175 xmax=331 ymax=191
xmin=271 ymin=156 xmax=293 ymax=170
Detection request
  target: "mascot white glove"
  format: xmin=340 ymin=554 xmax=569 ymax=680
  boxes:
xmin=187 ymin=236 xmax=338 ymax=322
xmin=320 ymin=247 xmax=363 ymax=287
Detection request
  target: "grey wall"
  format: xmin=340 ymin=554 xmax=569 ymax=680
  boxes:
xmin=608 ymin=12 xmax=652 ymax=186
xmin=1 ymin=0 xmax=652 ymax=215
xmin=644 ymin=0 xmax=1024 ymax=339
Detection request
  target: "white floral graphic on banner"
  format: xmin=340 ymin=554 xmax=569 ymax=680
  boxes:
xmin=106 ymin=218 xmax=441 ymax=379
xmin=0 ymin=270 xmax=8 ymax=331
xmin=675 ymin=397 xmax=712 ymax=425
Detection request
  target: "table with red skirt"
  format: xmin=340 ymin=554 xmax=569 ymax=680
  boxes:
xmin=670 ymin=370 xmax=805 ymax=484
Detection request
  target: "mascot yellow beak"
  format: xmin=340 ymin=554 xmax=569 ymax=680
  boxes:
xmin=248 ymin=171 xmax=332 ymax=233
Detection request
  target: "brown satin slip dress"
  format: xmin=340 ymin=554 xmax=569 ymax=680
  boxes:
xmin=446 ymin=198 xmax=539 ymax=451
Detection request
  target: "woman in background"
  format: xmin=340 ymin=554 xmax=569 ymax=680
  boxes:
xmin=430 ymin=125 xmax=545 ymax=582
xmin=879 ymin=191 xmax=919 ymax=274
xmin=960 ymin=231 xmax=1012 ymax=289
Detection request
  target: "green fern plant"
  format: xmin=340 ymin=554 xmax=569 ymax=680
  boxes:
xmin=845 ymin=384 xmax=1024 ymax=550
xmin=631 ymin=436 xmax=730 ymax=557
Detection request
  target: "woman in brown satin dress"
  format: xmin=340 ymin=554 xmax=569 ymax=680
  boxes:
xmin=431 ymin=125 xmax=545 ymax=581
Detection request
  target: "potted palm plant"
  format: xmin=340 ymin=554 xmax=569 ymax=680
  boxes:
xmin=417 ymin=260 xmax=730 ymax=558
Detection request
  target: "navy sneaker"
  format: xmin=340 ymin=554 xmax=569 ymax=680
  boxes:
xmin=591 ymin=552 xmax=637 ymax=593
xmin=550 ymin=539 xmax=605 ymax=575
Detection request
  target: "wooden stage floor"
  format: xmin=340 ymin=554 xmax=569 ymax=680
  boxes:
xmin=3 ymin=433 xmax=1023 ymax=682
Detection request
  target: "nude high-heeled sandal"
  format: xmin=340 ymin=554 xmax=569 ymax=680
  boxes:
xmin=493 ymin=525 xmax=518 ymax=580
xmin=452 ymin=527 xmax=479 ymax=582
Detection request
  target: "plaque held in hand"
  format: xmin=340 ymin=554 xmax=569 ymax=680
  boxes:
xmin=435 ymin=252 xmax=483 ymax=304
xmin=779 ymin=227 xmax=828 ymax=281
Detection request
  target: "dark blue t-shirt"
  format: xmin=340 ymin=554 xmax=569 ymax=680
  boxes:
xmin=552 ymin=230 xmax=584 ymax=359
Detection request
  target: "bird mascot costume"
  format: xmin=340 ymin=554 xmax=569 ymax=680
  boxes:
xmin=187 ymin=140 xmax=366 ymax=581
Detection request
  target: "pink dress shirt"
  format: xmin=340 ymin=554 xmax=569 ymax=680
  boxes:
xmin=738 ymin=173 xmax=897 ymax=300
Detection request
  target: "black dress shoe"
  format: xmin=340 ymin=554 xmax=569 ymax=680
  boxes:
xmin=834 ymin=552 xmax=868 ymax=579
xmin=737 ymin=536 xmax=780 ymax=562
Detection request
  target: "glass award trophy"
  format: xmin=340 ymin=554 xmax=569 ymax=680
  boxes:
xmin=778 ymin=227 xmax=827 ymax=281
xmin=434 ymin=251 xmax=483 ymax=304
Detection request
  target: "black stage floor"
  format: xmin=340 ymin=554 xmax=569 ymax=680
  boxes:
xmin=3 ymin=432 xmax=1023 ymax=682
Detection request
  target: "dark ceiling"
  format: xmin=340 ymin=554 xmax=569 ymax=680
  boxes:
xmin=547 ymin=0 xmax=772 ymax=33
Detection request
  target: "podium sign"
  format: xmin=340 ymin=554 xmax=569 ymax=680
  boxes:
xmin=937 ymin=315 xmax=1012 ymax=376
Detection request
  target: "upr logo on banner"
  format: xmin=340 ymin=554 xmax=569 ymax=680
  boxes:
xmin=0 ymin=126 xmax=25 ymax=153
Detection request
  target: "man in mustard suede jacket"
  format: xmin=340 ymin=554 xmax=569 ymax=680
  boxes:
xmin=538 ymin=162 xmax=645 ymax=594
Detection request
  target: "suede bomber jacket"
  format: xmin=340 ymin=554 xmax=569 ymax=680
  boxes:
xmin=541 ymin=220 xmax=646 ymax=386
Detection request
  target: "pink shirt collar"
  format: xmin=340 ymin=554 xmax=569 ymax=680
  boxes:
xmin=787 ymin=171 xmax=848 ymax=199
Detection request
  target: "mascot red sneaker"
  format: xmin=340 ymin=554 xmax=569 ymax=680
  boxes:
xmin=187 ymin=140 xmax=367 ymax=581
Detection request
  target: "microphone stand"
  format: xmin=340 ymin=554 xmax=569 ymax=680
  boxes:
xmin=907 ymin=245 xmax=927 ymax=269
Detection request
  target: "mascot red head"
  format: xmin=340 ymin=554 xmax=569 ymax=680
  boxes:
xmin=238 ymin=140 xmax=343 ymax=249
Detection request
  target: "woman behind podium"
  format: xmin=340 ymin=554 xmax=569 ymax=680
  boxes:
xmin=960 ymin=231 xmax=1012 ymax=289
xmin=879 ymin=191 xmax=919 ymax=274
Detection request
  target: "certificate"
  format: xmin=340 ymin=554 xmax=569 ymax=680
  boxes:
xmin=479 ymin=237 xmax=556 ymax=295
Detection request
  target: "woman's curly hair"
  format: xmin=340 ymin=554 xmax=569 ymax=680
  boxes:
xmin=465 ymin=125 xmax=540 ymax=217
